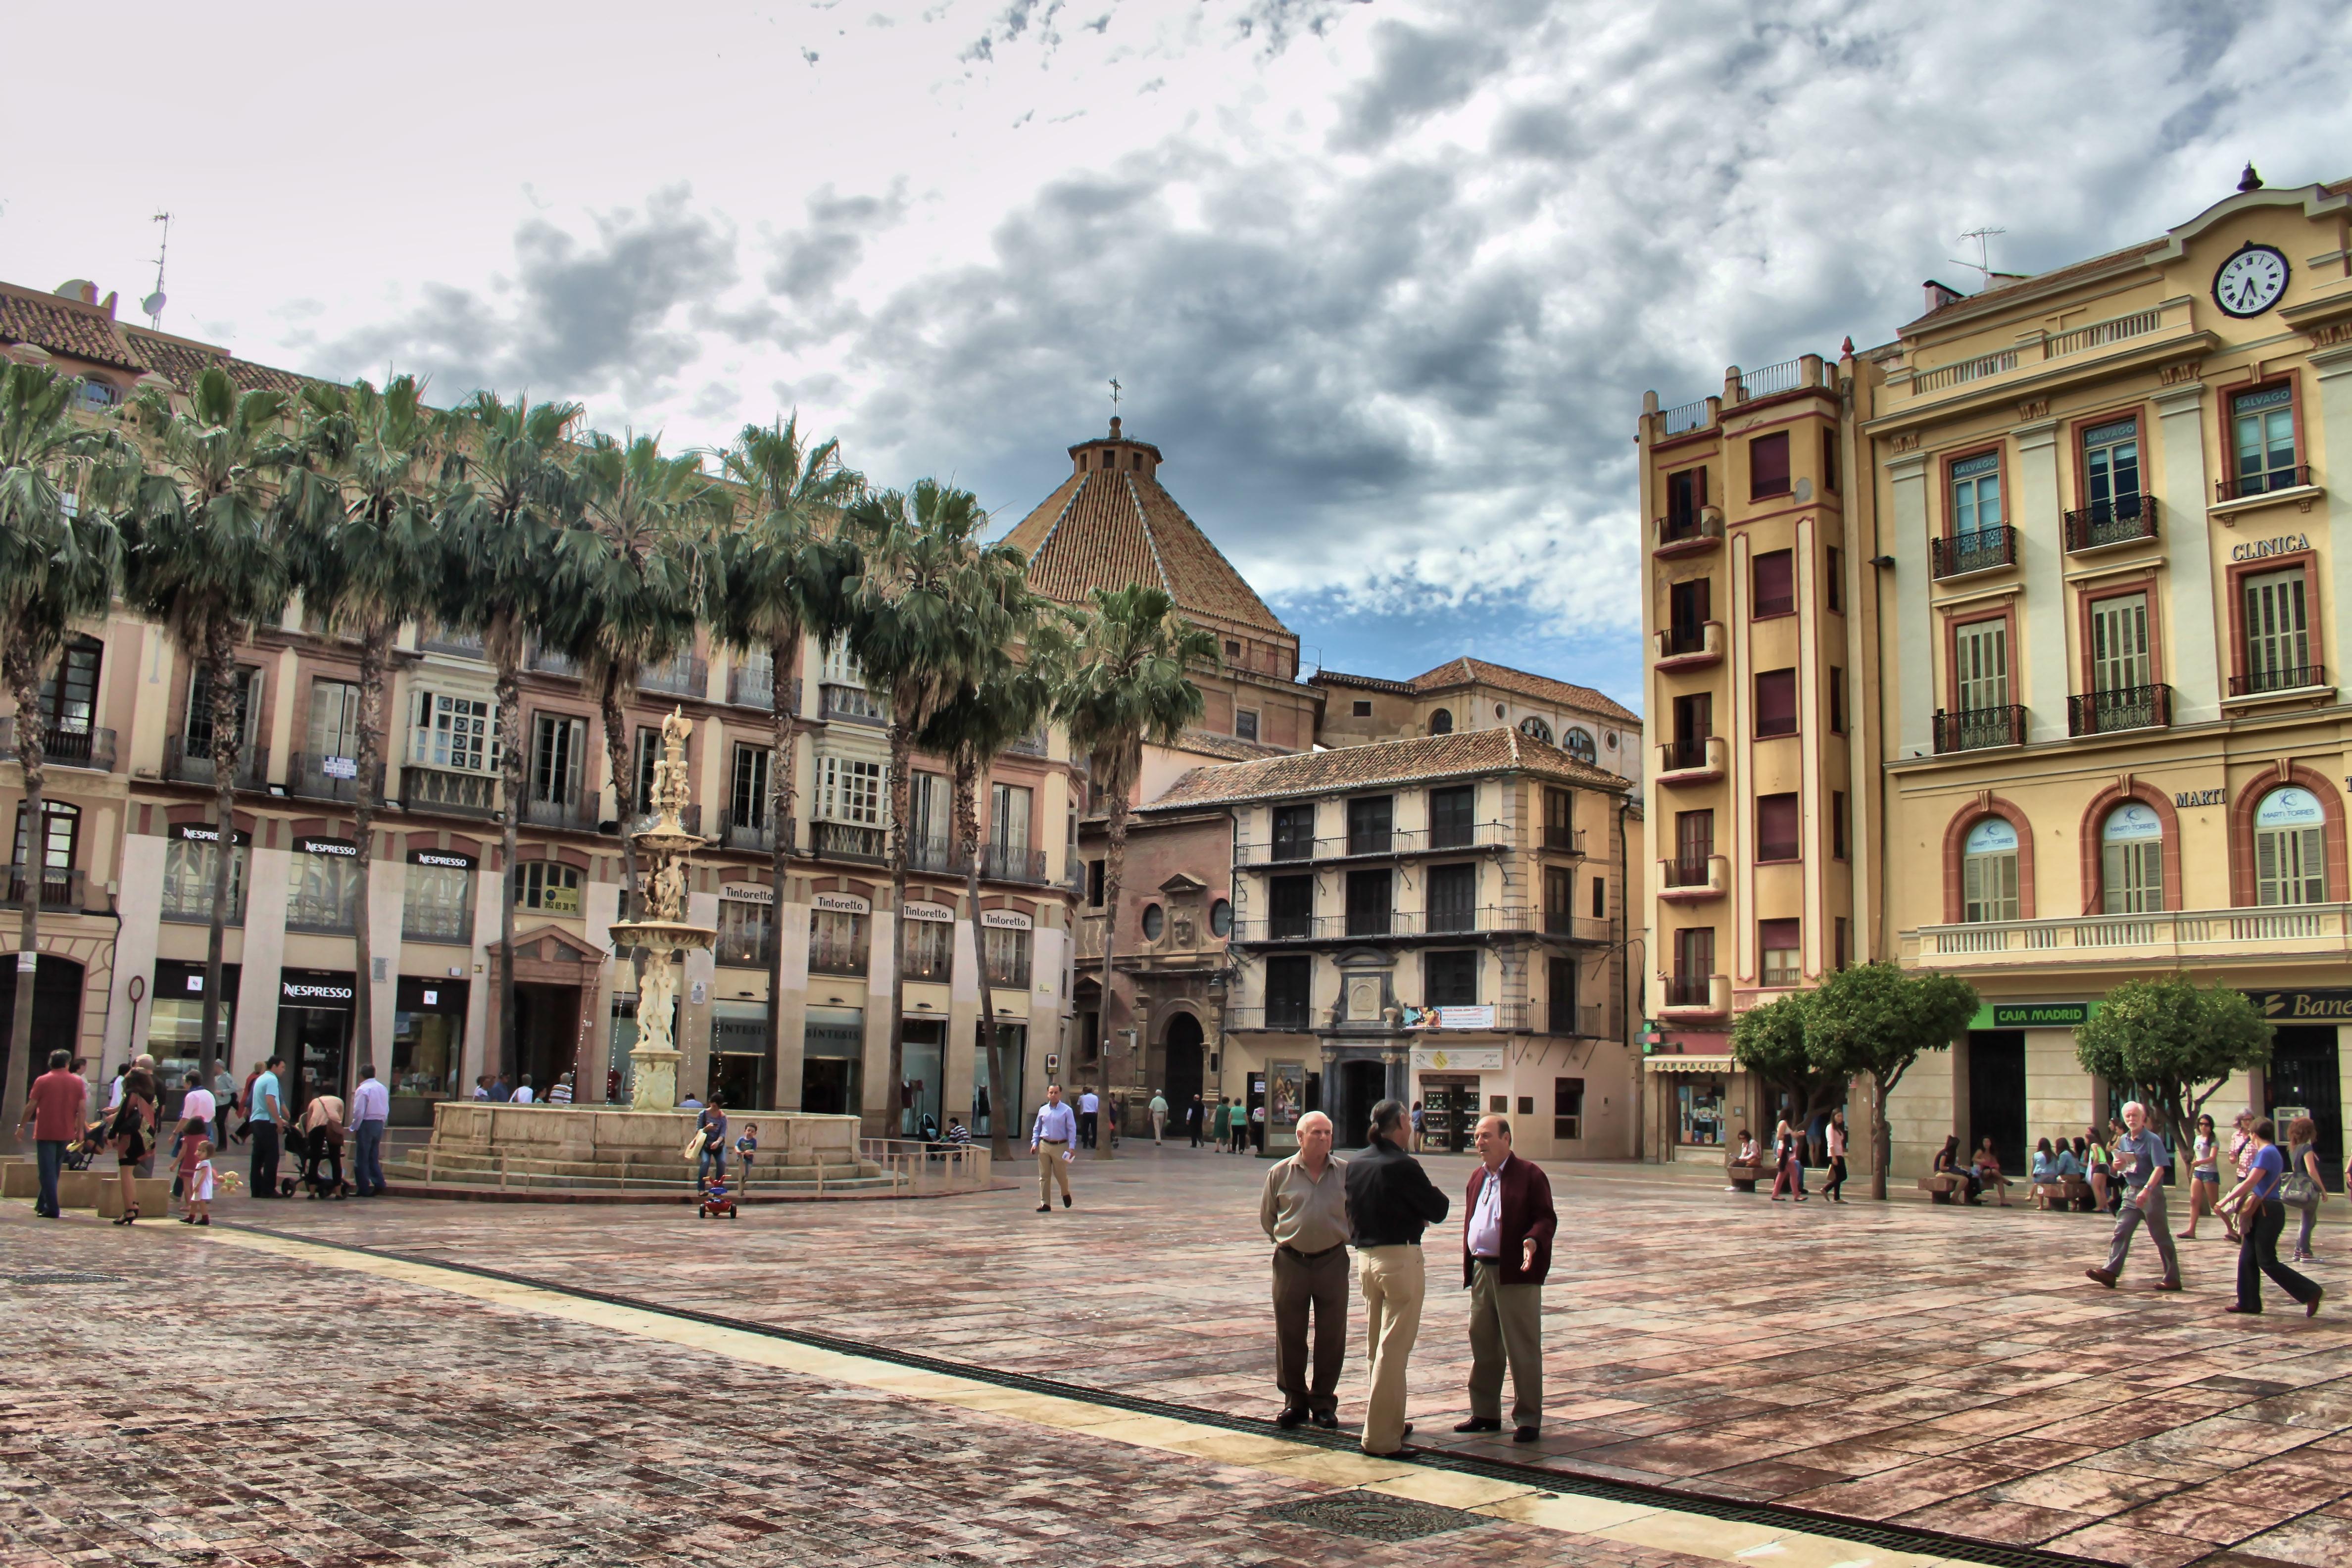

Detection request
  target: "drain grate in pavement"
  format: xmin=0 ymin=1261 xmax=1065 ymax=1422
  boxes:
xmin=5 ymin=1271 xmax=126 ymax=1285
xmin=1259 ymin=1494 xmax=1491 ymax=1542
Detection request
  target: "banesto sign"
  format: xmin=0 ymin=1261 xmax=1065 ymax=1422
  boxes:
xmin=2247 ymin=988 xmax=2352 ymax=1022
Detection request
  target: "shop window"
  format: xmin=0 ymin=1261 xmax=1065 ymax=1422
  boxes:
xmin=1749 ymin=431 xmax=1790 ymax=499
xmin=1757 ymin=794 xmax=1799 ymax=863
xmin=983 ymin=926 xmax=1031 ymax=988
xmin=2254 ymin=787 xmax=2327 ymax=907
xmin=1961 ymin=818 xmax=2020 ymax=923
xmin=1752 ymin=550 xmax=1795 ymax=617
xmin=902 ymin=917 xmax=952 ymax=980
xmin=401 ymin=858 xmax=473 ymax=943
xmin=1675 ymin=1078 xmax=1724 ymax=1145
xmin=716 ymin=900 xmax=774 ymax=967
xmin=514 ymin=860 xmax=582 ymax=915
xmin=2100 ymin=802 xmax=2165 ymax=914
xmin=286 ymin=842 xmax=360 ymax=933
xmin=1553 ymin=1077 xmax=1585 ymax=1141
xmin=1756 ymin=669 xmax=1797 ymax=736
xmin=1760 ymin=918 xmax=1801 ymax=987
xmin=162 ymin=831 xmax=247 ymax=923
xmin=809 ymin=908 xmax=870 ymax=975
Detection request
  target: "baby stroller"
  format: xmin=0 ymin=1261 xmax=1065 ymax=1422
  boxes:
xmin=698 ymin=1170 xmax=737 ymax=1220
xmin=64 ymin=1118 xmax=105 ymax=1172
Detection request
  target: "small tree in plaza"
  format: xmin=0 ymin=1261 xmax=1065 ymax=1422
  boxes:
xmin=2073 ymin=973 xmax=2271 ymax=1153
xmin=1802 ymin=962 xmax=1980 ymax=1200
xmin=1730 ymin=989 xmax=1846 ymax=1150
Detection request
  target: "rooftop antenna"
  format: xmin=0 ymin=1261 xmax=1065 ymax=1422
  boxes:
xmin=1947 ymin=225 xmax=2006 ymax=285
xmin=141 ymin=211 xmax=171 ymax=328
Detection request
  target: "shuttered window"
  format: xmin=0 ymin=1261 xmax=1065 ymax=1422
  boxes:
xmin=2243 ymin=568 xmax=2311 ymax=688
xmin=1757 ymin=794 xmax=1799 ymax=863
xmin=1752 ymin=550 xmax=1795 ymax=617
xmin=1955 ymin=620 xmax=2009 ymax=711
xmin=1749 ymin=432 xmax=1790 ymax=499
xmin=1961 ymin=817 xmax=2020 ymax=923
xmin=2089 ymin=593 xmax=2151 ymax=693
xmin=2254 ymin=787 xmax=2327 ymax=906
xmin=2100 ymin=803 xmax=2164 ymax=915
xmin=1755 ymin=669 xmax=1797 ymax=736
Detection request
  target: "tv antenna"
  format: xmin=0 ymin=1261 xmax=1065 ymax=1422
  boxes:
xmin=1948 ymin=225 xmax=2006 ymax=284
xmin=141 ymin=211 xmax=171 ymax=328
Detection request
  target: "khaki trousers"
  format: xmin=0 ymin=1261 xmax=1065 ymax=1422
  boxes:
xmin=1037 ymin=1140 xmax=1072 ymax=1203
xmin=1356 ymin=1245 xmax=1425 ymax=1454
xmin=1468 ymin=1260 xmax=1544 ymax=1429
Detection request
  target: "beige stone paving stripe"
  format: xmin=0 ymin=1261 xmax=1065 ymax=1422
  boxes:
xmin=191 ymin=1225 xmax=1963 ymax=1568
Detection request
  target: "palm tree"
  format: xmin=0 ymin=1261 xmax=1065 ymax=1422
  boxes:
xmin=121 ymin=365 xmax=299 ymax=1070
xmin=0 ymin=363 xmax=127 ymax=1135
xmin=1044 ymin=585 xmax=1217 ymax=1157
xmin=918 ymin=653 xmax=1047 ymax=1161
xmin=436 ymin=393 xmax=577 ymax=1080
xmin=286 ymin=375 xmax=455 ymax=1066
xmin=713 ymin=418 xmax=863 ymax=1100
xmin=843 ymin=481 xmax=1027 ymax=1135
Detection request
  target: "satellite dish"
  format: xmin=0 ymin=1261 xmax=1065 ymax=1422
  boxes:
xmin=141 ymin=291 xmax=167 ymax=319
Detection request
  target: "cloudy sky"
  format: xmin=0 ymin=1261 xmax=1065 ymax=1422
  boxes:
xmin=7 ymin=0 xmax=2350 ymax=708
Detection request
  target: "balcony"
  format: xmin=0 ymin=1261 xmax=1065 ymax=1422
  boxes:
xmin=526 ymin=793 xmax=601 ymax=832
xmin=1932 ymin=705 xmax=2026 ymax=754
xmin=288 ymin=751 xmax=384 ymax=804
xmin=1542 ymin=825 xmax=1586 ymax=855
xmin=1235 ymin=821 xmax=1521 ymax=865
xmin=726 ymin=665 xmax=800 ymax=713
xmin=527 ymin=644 xmax=581 ymax=678
xmin=1542 ymin=911 xmax=1615 ymax=942
xmin=1231 ymin=906 xmax=1538 ymax=945
xmin=1658 ymin=854 xmax=1727 ymax=902
xmin=1657 ymin=735 xmax=1727 ymax=784
xmin=1905 ymin=903 xmax=2352 ymax=977
xmin=2227 ymin=664 xmax=2329 ymax=701
xmin=402 ymin=765 xmax=499 ymax=819
xmin=0 ymin=717 xmax=116 ymax=773
xmin=2215 ymin=464 xmax=2315 ymax=506
xmin=1931 ymin=527 xmax=2017 ymax=580
xmin=165 ymin=736 xmax=269 ymax=790
xmin=285 ymin=897 xmax=357 ymax=937
xmin=716 ymin=811 xmax=792 ymax=855
xmin=1652 ymin=509 xmax=1724 ymax=558
xmin=420 ymin=629 xmax=485 ymax=659
xmin=2062 ymin=495 xmax=2158 ymax=552
xmin=1659 ymin=973 xmax=1729 ymax=1019
xmin=401 ymin=902 xmax=474 ymax=944
xmin=811 ymin=820 xmax=887 ymax=864
xmin=819 ymin=684 xmax=886 ymax=725
xmin=1225 ymin=1001 xmax=1535 ymax=1033
xmin=163 ymin=878 xmax=245 ymax=925
xmin=2068 ymin=684 xmax=2172 ymax=737
xmin=0 ymin=866 xmax=86 ymax=910
xmin=1655 ymin=620 xmax=1723 ymax=671
xmin=639 ymin=653 xmax=708 ymax=699
xmin=980 ymin=844 xmax=1050 ymax=885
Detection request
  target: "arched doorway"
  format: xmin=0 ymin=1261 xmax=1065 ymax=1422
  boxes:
xmin=0 ymin=953 xmax=86 ymax=1087
xmin=1163 ymin=1012 xmax=1204 ymax=1119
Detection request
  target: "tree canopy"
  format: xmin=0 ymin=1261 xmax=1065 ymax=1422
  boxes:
xmin=2073 ymin=974 xmax=2271 ymax=1149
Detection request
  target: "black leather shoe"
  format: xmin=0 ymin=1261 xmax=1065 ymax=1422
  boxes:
xmin=2309 ymin=1287 xmax=2324 ymax=1319
xmin=1453 ymin=1417 xmax=1503 ymax=1433
xmin=1062 ymin=1193 xmax=1071 ymax=1208
xmin=1514 ymin=1426 xmax=1540 ymax=1443
xmin=1275 ymin=1408 xmax=1306 ymax=1429
xmin=1036 ymin=1204 xmax=1051 ymax=1213
xmin=1309 ymin=1411 xmax=1338 ymax=1429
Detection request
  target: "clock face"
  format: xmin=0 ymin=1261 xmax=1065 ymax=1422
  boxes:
xmin=2213 ymin=243 xmax=2290 ymax=318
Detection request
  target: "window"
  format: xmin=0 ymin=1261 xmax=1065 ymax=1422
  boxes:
xmin=1141 ymin=902 xmax=1165 ymax=940
xmin=1541 ymin=866 xmax=1573 ymax=935
xmin=413 ymin=690 xmax=492 ymax=772
xmin=162 ymin=831 xmax=246 ymax=922
xmin=1674 ymin=810 xmax=1714 ymax=878
xmin=77 ymin=377 xmax=119 ymax=410
xmin=2088 ymin=593 xmax=2152 ymax=697
xmin=1087 ymin=859 xmax=1105 ymax=907
xmin=2242 ymin=567 xmax=2314 ymax=692
xmin=1345 ymin=869 xmax=1392 ymax=937
xmin=817 ymin=755 xmax=886 ymax=825
xmin=1831 ymin=791 xmax=1848 ymax=860
xmin=37 ymin=637 xmax=101 ymax=742
xmin=1672 ymin=926 xmax=1715 ymax=991
xmin=532 ymin=714 xmax=587 ymax=809
xmin=1272 ymin=803 xmax=1316 ymax=861
xmin=307 ymin=679 xmax=361 ymax=763
xmin=632 ymin=725 xmax=664 ymax=814
xmin=1961 ymin=818 xmax=2020 ymax=923
xmin=1758 ymin=794 xmax=1799 ymax=863
xmin=1269 ymin=875 xmax=1314 ymax=939
xmin=1428 ymin=707 xmax=1453 ymax=735
xmin=1235 ymin=709 xmax=1260 ymax=742
xmin=1955 ymin=619 xmax=2010 ymax=711
xmin=1666 ymin=465 xmax=1707 ymax=526
xmin=286 ymin=842 xmax=360 ymax=933
xmin=189 ymin=665 xmax=260 ymax=755
xmin=902 ymin=916 xmax=951 ymax=980
xmin=1265 ymin=955 xmax=1313 ymax=1029
xmin=1518 ymin=715 xmax=1555 ymax=745
xmin=1666 ymin=577 xmax=1711 ymax=652
xmin=515 ymin=861 xmax=583 ymax=914
xmin=1753 ymin=550 xmax=1795 ymax=618
xmin=1563 ymin=727 xmax=1596 ymax=765
xmin=1755 ymin=670 xmax=1797 ymax=737
xmin=2232 ymin=384 xmax=2298 ymax=496
xmin=1429 ymin=784 xmax=1475 ymax=849
xmin=1352 ymin=699 xmax=1372 ymax=719
xmin=1749 ymin=431 xmax=1790 ymax=499
xmin=1820 ymin=429 xmax=1839 ymax=494
xmin=1543 ymin=787 xmax=1574 ymax=851
xmin=1668 ymin=692 xmax=1712 ymax=770
xmin=1224 ymin=639 xmax=1241 ymax=661
xmin=1828 ymin=667 xmax=1846 ymax=735
xmin=11 ymin=802 xmax=77 ymax=906
xmin=731 ymin=743 xmax=771 ymax=830
xmin=983 ymin=926 xmax=1031 ymax=987
xmin=1824 ymin=547 xmax=1843 ymax=613
xmin=1347 ymin=795 xmax=1393 ymax=855
xmin=809 ymin=908 xmax=869 ymax=974
xmin=1425 ymin=950 xmax=1478 ymax=1006
xmin=2254 ymin=787 xmax=2327 ymax=907
xmin=1760 ymin=919 xmax=1801 ymax=987
xmin=1553 ymin=1077 xmax=1585 ymax=1141
xmin=1547 ymin=958 xmax=1576 ymax=1036
xmin=402 ymin=858 xmax=471 ymax=943
xmin=2083 ymin=417 xmax=2142 ymax=522
xmin=1951 ymin=451 xmax=2002 ymax=541
xmin=1209 ymin=898 xmax=1233 ymax=937
xmin=1591 ymin=875 xmax=1606 ymax=919
xmin=821 ymin=635 xmax=865 ymax=688
xmin=2101 ymin=802 xmax=2164 ymax=914
xmin=717 ymin=900 xmax=773 ymax=967
xmin=991 ymin=782 xmax=1032 ymax=852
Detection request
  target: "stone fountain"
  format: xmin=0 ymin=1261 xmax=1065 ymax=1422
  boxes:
xmin=608 ymin=707 xmax=713 ymax=1112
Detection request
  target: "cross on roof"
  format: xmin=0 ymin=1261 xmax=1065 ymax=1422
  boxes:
xmin=1108 ymin=377 xmax=1122 ymax=405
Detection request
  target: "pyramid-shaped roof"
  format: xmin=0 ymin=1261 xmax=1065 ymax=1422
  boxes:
xmin=1001 ymin=419 xmax=1292 ymax=638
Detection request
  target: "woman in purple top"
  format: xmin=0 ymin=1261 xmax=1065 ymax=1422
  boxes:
xmin=2217 ymin=1117 xmax=2322 ymax=1317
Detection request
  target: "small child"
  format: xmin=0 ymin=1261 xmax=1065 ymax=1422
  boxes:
xmin=181 ymin=1140 xmax=215 ymax=1226
xmin=176 ymin=1124 xmax=206 ymax=1213
xmin=734 ymin=1122 xmax=758 ymax=1192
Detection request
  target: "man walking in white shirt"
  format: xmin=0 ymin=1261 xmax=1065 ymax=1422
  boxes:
xmin=1032 ymin=1085 xmax=1078 ymax=1212
xmin=350 ymin=1063 xmax=391 ymax=1197
xmin=1077 ymin=1087 xmax=1099 ymax=1149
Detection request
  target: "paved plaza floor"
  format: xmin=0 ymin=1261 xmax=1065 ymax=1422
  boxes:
xmin=9 ymin=1144 xmax=2352 ymax=1567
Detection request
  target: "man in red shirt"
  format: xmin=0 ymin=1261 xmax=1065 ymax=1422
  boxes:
xmin=19 ymin=1049 xmax=88 ymax=1218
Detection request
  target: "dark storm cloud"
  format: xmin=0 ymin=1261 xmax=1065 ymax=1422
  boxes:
xmin=1332 ymin=21 xmax=1506 ymax=150
xmin=767 ymin=182 xmax=911 ymax=303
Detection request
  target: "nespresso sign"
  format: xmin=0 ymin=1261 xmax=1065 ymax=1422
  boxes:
xmin=282 ymin=980 xmax=355 ymax=1004
xmin=408 ymin=848 xmax=478 ymax=870
xmin=170 ymin=823 xmax=251 ymax=846
xmin=295 ymin=836 xmax=358 ymax=858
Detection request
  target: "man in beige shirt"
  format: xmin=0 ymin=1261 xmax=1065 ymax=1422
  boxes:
xmin=1259 ymin=1109 xmax=1348 ymax=1429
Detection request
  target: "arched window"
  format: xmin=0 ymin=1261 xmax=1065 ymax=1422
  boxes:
xmin=1563 ymin=726 xmax=1597 ymax=764
xmin=1209 ymin=898 xmax=1233 ymax=937
xmin=1428 ymin=708 xmax=1453 ymax=735
xmin=2100 ymin=802 xmax=2164 ymax=913
xmin=2254 ymin=786 xmax=2327 ymax=906
xmin=1141 ymin=902 xmax=1165 ymax=940
xmin=1518 ymin=716 xmax=1554 ymax=745
xmin=1962 ymin=817 xmax=2020 ymax=923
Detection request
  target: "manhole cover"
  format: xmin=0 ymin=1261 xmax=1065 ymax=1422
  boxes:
xmin=1260 ymin=1493 xmax=1491 ymax=1542
xmin=6 ymin=1271 xmax=125 ymax=1285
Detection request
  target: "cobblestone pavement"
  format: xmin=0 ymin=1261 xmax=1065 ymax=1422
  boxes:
xmin=17 ymin=1147 xmax=2352 ymax=1567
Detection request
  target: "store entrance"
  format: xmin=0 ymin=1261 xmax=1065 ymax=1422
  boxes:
xmin=275 ymin=971 xmax=356 ymax=1117
xmin=1163 ymin=1013 xmax=1205 ymax=1117
xmin=973 ymin=1022 xmax=1025 ymax=1137
xmin=1333 ymin=1059 xmax=1387 ymax=1148
xmin=512 ymin=983 xmax=583 ymax=1098
xmin=710 ymin=1053 xmax=767 ymax=1112
xmin=1966 ymin=1030 xmax=2027 ymax=1176
xmin=2268 ymin=1026 xmax=2344 ymax=1191
xmin=1421 ymin=1076 xmax=1481 ymax=1153
xmin=1 ymin=955 xmax=84 ymax=1090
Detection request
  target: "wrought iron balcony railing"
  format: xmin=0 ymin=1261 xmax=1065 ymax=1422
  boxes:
xmin=1932 ymin=705 xmax=2027 ymax=753
xmin=0 ymin=717 xmax=116 ymax=772
xmin=2229 ymin=663 xmax=2327 ymax=698
xmin=287 ymin=751 xmax=385 ymax=804
xmin=525 ymin=792 xmax=601 ymax=832
xmin=165 ymin=736 xmax=269 ymax=790
xmin=2217 ymin=464 xmax=2312 ymax=503
xmin=639 ymin=653 xmax=709 ymax=698
xmin=402 ymin=765 xmax=499 ymax=819
xmin=2062 ymin=494 xmax=2158 ymax=551
xmin=726 ymin=665 xmax=801 ymax=713
xmin=1931 ymin=526 xmax=2018 ymax=579
xmin=0 ymin=865 xmax=85 ymax=910
xmin=819 ymin=684 xmax=887 ymax=725
xmin=811 ymin=820 xmax=888 ymax=863
xmin=716 ymin=811 xmax=792 ymax=854
xmin=2068 ymin=684 xmax=2172 ymax=736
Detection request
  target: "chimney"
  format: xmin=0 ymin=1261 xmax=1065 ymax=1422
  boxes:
xmin=1922 ymin=279 xmax=1966 ymax=313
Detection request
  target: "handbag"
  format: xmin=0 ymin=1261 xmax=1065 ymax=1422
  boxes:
xmin=2281 ymin=1164 xmax=2321 ymax=1209
xmin=682 ymin=1129 xmax=706 ymax=1160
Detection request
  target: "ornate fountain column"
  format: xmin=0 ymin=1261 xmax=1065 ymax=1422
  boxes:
xmin=608 ymin=708 xmax=717 ymax=1111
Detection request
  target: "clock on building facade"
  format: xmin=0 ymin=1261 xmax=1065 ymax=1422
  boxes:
xmin=2212 ymin=242 xmax=2289 ymax=318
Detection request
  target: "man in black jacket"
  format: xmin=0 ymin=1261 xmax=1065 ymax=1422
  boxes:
xmin=1344 ymin=1097 xmax=1451 ymax=1456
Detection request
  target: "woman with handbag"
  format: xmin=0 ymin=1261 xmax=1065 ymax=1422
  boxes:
xmin=2284 ymin=1116 xmax=2326 ymax=1263
xmin=2217 ymin=1117 xmax=2322 ymax=1317
xmin=108 ymin=1066 xmax=158 ymax=1224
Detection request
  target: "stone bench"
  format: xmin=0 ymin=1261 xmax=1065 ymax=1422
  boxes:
xmin=1918 ymin=1172 xmax=1972 ymax=1204
xmin=1726 ymin=1162 xmax=1768 ymax=1192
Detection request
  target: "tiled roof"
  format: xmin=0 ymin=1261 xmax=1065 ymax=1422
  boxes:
xmin=0 ymin=280 xmax=316 ymax=395
xmin=1407 ymin=657 xmax=1640 ymax=727
xmin=1002 ymin=455 xmax=1291 ymax=636
xmin=1174 ymin=729 xmax=1292 ymax=762
xmin=1312 ymin=669 xmax=1417 ymax=695
xmin=1147 ymin=726 xmax=1628 ymax=809
xmin=124 ymin=329 xmax=312 ymax=397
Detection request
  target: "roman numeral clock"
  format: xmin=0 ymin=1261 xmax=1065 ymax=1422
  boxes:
xmin=2212 ymin=241 xmax=2289 ymax=318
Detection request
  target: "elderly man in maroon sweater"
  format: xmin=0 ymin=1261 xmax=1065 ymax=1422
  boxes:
xmin=1452 ymin=1114 xmax=1558 ymax=1442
